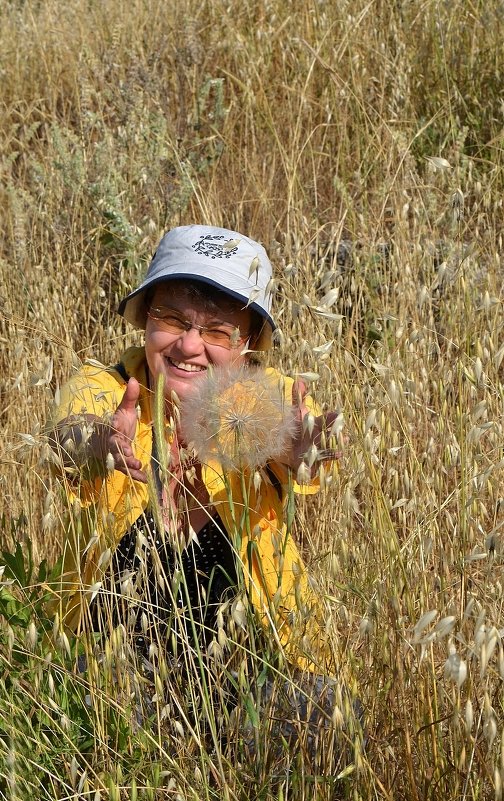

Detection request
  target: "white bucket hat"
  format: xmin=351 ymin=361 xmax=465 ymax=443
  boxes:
xmin=118 ymin=225 xmax=276 ymax=350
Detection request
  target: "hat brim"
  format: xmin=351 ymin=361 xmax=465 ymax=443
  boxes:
xmin=118 ymin=273 xmax=276 ymax=351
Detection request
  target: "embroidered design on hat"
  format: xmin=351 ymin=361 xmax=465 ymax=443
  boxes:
xmin=191 ymin=234 xmax=239 ymax=259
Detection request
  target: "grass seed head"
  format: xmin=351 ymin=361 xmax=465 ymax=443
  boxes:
xmin=25 ymin=620 xmax=38 ymax=650
xmin=444 ymin=652 xmax=468 ymax=688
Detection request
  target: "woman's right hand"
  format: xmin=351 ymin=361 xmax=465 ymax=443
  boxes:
xmin=51 ymin=377 xmax=147 ymax=483
xmin=105 ymin=378 xmax=147 ymax=483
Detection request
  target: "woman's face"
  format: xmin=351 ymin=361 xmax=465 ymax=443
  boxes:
xmin=144 ymin=283 xmax=253 ymax=404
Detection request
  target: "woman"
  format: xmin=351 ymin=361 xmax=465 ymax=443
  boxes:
xmin=51 ymin=225 xmax=352 ymax=755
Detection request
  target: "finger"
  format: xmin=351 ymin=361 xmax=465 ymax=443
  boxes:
xmin=115 ymin=462 xmax=148 ymax=483
xmin=111 ymin=379 xmax=140 ymax=440
xmin=113 ymin=447 xmax=142 ymax=471
xmin=109 ymin=437 xmax=134 ymax=464
xmin=292 ymin=379 xmax=310 ymax=426
xmin=314 ymin=411 xmax=343 ymax=440
xmin=292 ymin=378 xmax=307 ymax=409
xmin=308 ymin=416 xmax=342 ymax=453
xmin=117 ymin=377 xmax=141 ymax=414
xmin=112 ymin=447 xmax=145 ymax=476
xmin=316 ymin=449 xmax=343 ymax=462
xmin=131 ymin=469 xmax=148 ymax=483
xmin=108 ymin=433 xmax=140 ymax=465
xmin=123 ymin=453 xmax=143 ymax=471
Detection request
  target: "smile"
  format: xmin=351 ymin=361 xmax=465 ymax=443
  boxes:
xmin=166 ymin=357 xmax=206 ymax=373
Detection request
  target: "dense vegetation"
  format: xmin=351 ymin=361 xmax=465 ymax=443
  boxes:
xmin=1 ymin=0 xmax=504 ymax=798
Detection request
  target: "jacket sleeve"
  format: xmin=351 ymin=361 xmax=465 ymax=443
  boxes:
xmin=48 ymin=360 xmax=151 ymax=632
xmin=49 ymin=361 xmax=130 ymax=490
xmin=51 ymin=360 xmax=127 ymax=431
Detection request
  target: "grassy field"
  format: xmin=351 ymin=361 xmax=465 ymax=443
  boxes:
xmin=1 ymin=0 xmax=504 ymax=798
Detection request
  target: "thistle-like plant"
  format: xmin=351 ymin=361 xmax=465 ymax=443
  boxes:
xmin=179 ymin=365 xmax=297 ymax=471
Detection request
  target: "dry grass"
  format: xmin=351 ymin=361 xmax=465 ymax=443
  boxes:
xmin=1 ymin=0 xmax=504 ymax=798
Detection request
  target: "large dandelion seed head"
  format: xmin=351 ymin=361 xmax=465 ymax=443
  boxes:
xmin=179 ymin=365 xmax=297 ymax=470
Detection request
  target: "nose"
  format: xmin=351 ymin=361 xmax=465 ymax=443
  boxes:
xmin=176 ymin=325 xmax=206 ymax=354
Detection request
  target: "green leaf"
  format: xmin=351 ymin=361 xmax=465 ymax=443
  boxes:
xmin=243 ymin=694 xmax=259 ymax=729
xmin=256 ymin=664 xmax=269 ymax=689
xmin=1 ymin=542 xmax=28 ymax=586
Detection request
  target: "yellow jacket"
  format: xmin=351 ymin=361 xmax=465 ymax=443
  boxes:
xmin=52 ymin=347 xmax=334 ymax=673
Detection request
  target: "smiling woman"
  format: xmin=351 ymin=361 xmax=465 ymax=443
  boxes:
xmin=49 ymin=224 xmax=354 ymax=764
xmin=143 ymin=280 xmax=255 ymax=402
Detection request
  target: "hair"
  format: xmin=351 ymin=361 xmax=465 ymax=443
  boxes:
xmin=143 ymin=279 xmax=266 ymax=358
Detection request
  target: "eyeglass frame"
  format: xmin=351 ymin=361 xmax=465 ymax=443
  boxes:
xmin=146 ymin=305 xmax=251 ymax=350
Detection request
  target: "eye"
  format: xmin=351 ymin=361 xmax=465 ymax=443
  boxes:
xmin=148 ymin=308 xmax=187 ymax=331
xmin=164 ymin=314 xmax=186 ymax=325
xmin=207 ymin=327 xmax=233 ymax=341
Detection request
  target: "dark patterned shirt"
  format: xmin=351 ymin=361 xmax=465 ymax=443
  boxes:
xmin=91 ymin=509 xmax=238 ymax=655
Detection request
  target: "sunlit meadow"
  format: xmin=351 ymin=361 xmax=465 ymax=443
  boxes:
xmin=1 ymin=0 xmax=504 ymax=798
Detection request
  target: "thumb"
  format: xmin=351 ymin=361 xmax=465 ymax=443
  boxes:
xmin=292 ymin=378 xmax=307 ymax=412
xmin=116 ymin=377 xmax=140 ymax=417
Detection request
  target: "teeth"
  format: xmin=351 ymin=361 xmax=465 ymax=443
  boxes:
xmin=169 ymin=358 xmax=205 ymax=373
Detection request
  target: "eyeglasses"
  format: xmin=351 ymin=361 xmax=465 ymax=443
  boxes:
xmin=147 ymin=307 xmax=249 ymax=349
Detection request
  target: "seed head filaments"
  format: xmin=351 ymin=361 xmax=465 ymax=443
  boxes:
xmin=179 ymin=365 xmax=297 ymax=470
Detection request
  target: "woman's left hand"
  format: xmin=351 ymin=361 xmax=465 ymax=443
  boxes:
xmin=283 ymin=379 xmax=343 ymax=473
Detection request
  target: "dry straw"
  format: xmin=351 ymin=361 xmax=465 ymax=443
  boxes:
xmin=2 ymin=0 xmax=504 ymax=796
